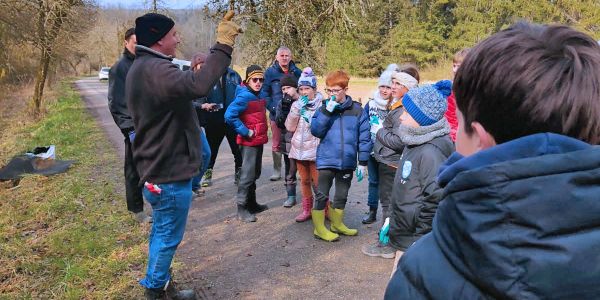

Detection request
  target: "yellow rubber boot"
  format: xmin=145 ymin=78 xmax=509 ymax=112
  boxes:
xmin=329 ymin=206 xmax=358 ymax=236
xmin=311 ymin=209 xmax=339 ymax=242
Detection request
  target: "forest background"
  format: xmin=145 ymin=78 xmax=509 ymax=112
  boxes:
xmin=1 ymin=0 xmax=599 ymax=115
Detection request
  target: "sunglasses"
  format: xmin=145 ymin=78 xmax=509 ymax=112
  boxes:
xmin=249 ymin=77 xmax=264 ymax=83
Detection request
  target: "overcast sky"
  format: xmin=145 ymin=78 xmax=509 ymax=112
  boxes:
xmin=96 ymin=0 xmax=203 ymax=9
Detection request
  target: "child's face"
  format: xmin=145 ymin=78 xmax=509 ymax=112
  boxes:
xmin=281 ymin=85 xmax=298 ymax=98
xmin=452 ymin=61 xmax=462 ymax=77
xmin=247 ymin=76 xmax=264 ymax=92
xmin=399 ymin=110 xmax=420 ymax=128
xmin=391 ymin=79 xmax=409 ymax=99
xmin=325 ymin=85 xmax=347 ymax=102
xmin=379 ymin=85 xmax=393 ymax=101
xmin=299 ymin=86 xmax=316 ymax=99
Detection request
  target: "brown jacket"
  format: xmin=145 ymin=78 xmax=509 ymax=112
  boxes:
xmin=126 ymin=44 xmax=232 ymax=184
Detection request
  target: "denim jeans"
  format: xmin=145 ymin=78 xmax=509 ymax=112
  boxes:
xmin=367 ymin=156 xmax=380 ymax=209
xmin=139 ymin=179 xmax=193 ymax=289
xmin=191 ymin=129 xmax=212 ymax=191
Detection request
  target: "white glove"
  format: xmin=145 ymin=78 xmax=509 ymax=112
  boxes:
xmin=247 ymin=129 xmax=254 ymax=138
xmin=325 ymin=99 xmax=340 ymax=113
xmin=356 ymin=165 xmax=367 ymax=182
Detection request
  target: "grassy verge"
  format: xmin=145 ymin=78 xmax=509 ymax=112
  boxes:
xmin=0 ymin=82 xmax=147 ymax=299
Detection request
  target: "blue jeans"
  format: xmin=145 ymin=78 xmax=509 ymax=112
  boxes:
xmin=140 ymin=179 xmax=193 ymax=289
xmin=367 ymin=156 xmax=380 ymax=209
xmin=191 ymin=129 xmax=211 ymax=191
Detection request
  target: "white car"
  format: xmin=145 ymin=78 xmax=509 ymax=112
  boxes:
xmin=98 ymin=67 xmax=110 ymax=80
xmin=172 ymin=58 xmax=191 ymax=71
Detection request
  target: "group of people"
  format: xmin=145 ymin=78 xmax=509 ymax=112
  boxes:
xmin=108 ymin=11 xmax=600 ymax=300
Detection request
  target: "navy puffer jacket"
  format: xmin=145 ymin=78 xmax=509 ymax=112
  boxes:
xmin=310 ymin=96 xmax=372 ymax=170
xmin=259 ymin=60 xmax=302 ymax=121
xmin=385 ymin=133 xmax=600 ymax=300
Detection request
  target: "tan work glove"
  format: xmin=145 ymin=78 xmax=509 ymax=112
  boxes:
xmin=216 ymin=10 xmax=243 ymax=47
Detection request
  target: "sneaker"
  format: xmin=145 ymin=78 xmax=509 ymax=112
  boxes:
xmin=361 ymin=242 xmax=396 ymax=259
xmin=133 ymin=211 xmax=152 ymax=224
xmin=201 ymin=169 xmax=212 ymax=187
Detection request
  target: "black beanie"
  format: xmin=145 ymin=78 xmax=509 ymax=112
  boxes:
xmin=135 ymin=13 xmax=175 ymax=47
xmin=245 ymin=65 xmax=264 ymax=83
xmin=280 ymin=74 xmax=298 ymax=88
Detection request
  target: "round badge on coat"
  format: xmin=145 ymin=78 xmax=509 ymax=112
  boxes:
xmin=402 ymin=161 xmax=412 ymax=179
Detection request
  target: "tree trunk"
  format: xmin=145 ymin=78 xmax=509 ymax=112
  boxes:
xmin=32 ymin=47 xmax=51 ymax=116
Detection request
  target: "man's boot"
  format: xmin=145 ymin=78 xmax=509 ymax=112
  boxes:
xmin=269 ymin=151 xmax=282 ymax=181
xmin=237 ymin=204 xmax=257 ymax=222
xmin=201 ymin=168 xmax=212 ymax=187
xmin=295 ymin=197 xmax=313 ymax=222
xmin=311 ymin=209 xmax=339 ymax=242
xmin=362 ymin=207 xmax=377 ymax=224
xmin=329 ymin=205 xmax=358 ymax=236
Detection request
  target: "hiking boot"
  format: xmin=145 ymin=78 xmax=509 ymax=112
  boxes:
xmin=234 ymin=167 xmax=241 ymax=185
xmin=362 ymin=207 xmax=377 ymax=224
xmin=134 ymin=211 xmax=152 ymax=224
xmin=295 ymin=197 xmax=313 ymax=222
xmin=269 ymin=151 xmax=282 ymax=181
xmin=283 ymin=195 xmax=296 ymax=207
xmin=361 ymin=241 xmax=396 ymax=259
xmin=237 ymin=204 xmax=257 ymax=222
xmin=201 ymin=169 xmax=212 ymax=187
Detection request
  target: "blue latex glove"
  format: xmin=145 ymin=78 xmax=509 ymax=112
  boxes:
xmin=128 ymin=130 xmax=136 ymax=142
xmin=300 ymin=106 xmax=311 ymax=123
xmin=379 ymin=217 xmax=390 ymax=245
xmin=300 ymin=95 xmax=309 ymax=107
xmin=325 ymin=99 xmax=340 ymax=112
xmin=355 ymin=165 xmax=367 ymax=182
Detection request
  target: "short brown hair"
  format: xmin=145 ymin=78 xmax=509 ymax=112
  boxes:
xmin=325 ymin=70 xmax=350 ymax=89
xmin=453 ymin=48 xmax=470 ymax=64
xmin=454 ymin=22 xmax=600 ymax=144
xmin=399 ymin=64 xmax=420 ymax=83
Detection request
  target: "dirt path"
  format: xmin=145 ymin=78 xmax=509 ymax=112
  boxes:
xmin=74 ymin=78 xmax=391 ymax=299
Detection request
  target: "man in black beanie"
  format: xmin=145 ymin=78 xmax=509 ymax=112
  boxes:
xmin=126 ymin=11 xmax=242 ymax=300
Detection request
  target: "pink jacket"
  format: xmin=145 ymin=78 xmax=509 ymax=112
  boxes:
xmin=285 ymin=93 xmax=323 ymax=161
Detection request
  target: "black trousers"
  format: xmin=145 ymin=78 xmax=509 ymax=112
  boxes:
xmin=124 ymin=135 xmax=143 ymax=213
xmin=283 ymin=154 xmax=297 ymax=196
xmin=205 ymin=121 xmax=242 ymax=170
xmin=314 ymin=169 xmax=353 ymax=210
xmin=378 ymin=163 xmax=396 ymax=220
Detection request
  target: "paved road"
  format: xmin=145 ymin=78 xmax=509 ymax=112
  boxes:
xmin=74 ymin=78 xmax=391 ymax=299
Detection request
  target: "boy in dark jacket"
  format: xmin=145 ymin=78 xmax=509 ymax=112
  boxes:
xmin=275 ymin=74 xmax=299 ymax=207
xmin=225 ymin=65 xmax=270 ymax=223
xmin=386 ymin=22 xmax=600 ymax=300
xmin=310 ymin=70 xmax=372 ymax=242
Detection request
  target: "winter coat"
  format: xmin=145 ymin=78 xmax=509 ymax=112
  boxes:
xmin=125 ymin=44 xmax=231 ymax=184
xmin=444 ymin=91 xmax=458 ymax=142
xmin=194 ymin=67 xmax=242 ymax=127
xmin=260 ymin=60 xmax=302 ymax=121
xmin=275 ymin=94 xmax=295 ymax=154
xmin=385 ymin=133 xmax=600 ymax=300
xmin=285 ymin=93 xmax=323 ymax=161
xmin=225 ymin=85 xmax=269 ymax=147
xmin=388 ymin=119 xmax=454 ymax=251
xmin=374 ymin=106 xmax=405 ymax=168
xmin=310 ymin=96 xmax=372 ymax=170
xmin=108 ymin=48 xmax=135 ymax=133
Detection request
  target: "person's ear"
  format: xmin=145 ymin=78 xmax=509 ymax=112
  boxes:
xmin=471 ymin=121 xmax=497 ymax=150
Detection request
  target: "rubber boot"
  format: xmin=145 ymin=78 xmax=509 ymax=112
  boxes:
xmin=362 ymin=207 xmax=377 ymax=224
xmin=329 ymin=206 xmax=358 ymax=236
xmin=282 ymin=183 xmax=296 ymax=207
xmin=247 ymin=188 xmax=268 ymax=214
xmin=295 ymin=197 xmax=313 ymax=222
xmin=311 ymin=209 xmax=339 ymax=242
xmin=237 ymin=204 xmax=257 ymax=222
xmin=269 ymin=151 xmax=282 ymax=181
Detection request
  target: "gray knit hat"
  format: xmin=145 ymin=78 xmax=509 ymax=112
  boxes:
xmin=402 ymin=80 xmax=452 ymax=126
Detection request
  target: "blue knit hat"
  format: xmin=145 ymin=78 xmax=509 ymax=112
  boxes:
xmin=298 ymin=67 xmax=317 ymax=88
xmin=402 ymin=80 xmax=452 ymax=126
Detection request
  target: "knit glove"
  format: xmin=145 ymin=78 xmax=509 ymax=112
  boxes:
xmin=355 ymin=165 xmax=367 ymax=182
xmin=216 ymin=11 xmax=243 ymax=47
xmin=325 ymin=99 xmax=340 ymax=113
xmin=128 ymin=130 xmax=136 ymax=143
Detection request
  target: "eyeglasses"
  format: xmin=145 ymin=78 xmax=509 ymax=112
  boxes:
xmin=325 ymin=88 xmax=344 ymax=94
xmin=249 ymin=77 xmax=264 ymax=83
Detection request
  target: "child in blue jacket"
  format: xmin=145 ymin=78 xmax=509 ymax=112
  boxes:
xmin=310 ymin=70 xmax=372 ymax=242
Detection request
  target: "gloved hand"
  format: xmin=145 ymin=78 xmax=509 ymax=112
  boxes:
xmin=325 ymin=99 xmax=340 ymax=113
xmin=370 ymin=115 xmax=383 ymax=134
xmin=300 ymin=107 xmax=311 ymax=123
xmin=300 ymin=95 xmax=309 ymax=107
xmin=379 ymin=217 xmax=390 ymax=245
xmin=281 ymin=94 xmax=294 ymax=110
xmin=128 ymin=130 xmax=136 ymax=142
xmin=216 ymin=11 xmax=243 ymax=47
xmin=356 ymin=165 xmax=367 ymax=182
xmin=247 ymin=129 xmax=254 ymax=138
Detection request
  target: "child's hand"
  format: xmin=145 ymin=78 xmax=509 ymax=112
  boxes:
xmin=379 ymin=217 xmax=390 ymax=245
xmin=356 ymin=165 xmax=367 ymax=182
xmin=325 ymin=99 xmax=340 ymax=112
xmin=300 ymin=95 xmax=309 ymax=107
xmin=247 ymin=129 xmax=254 ymax=138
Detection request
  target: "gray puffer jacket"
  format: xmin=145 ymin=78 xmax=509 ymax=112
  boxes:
xmin=374 ymin=106 xmax=405 ymax=167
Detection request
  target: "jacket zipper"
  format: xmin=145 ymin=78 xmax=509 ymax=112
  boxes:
xmin=339 ymin=108 xmax=344 ymax=169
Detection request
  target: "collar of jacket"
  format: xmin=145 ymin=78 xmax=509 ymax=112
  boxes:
xmin=272 ymin=60 xmax=298 ymax=73
xmin=135 ymin=45 xmax=173 ymax=61
xmin=123 ymin=48 xmax=135 ymax=60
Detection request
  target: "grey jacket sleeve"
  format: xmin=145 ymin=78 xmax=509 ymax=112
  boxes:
xmin=376 ymin=108 xmax=404 ymax=152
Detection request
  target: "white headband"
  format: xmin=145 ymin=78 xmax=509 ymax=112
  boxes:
xmin=392 ymin=71 xmax=418 ymax=89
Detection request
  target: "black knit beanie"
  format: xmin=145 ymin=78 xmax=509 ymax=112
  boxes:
xmin=245 ymin=65 xmax=264 ymax=83
xmin=280 ymin=74 xmax=298 ymax=88
xmin=135 ymin=13 xmax=175 ymax=47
